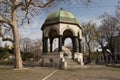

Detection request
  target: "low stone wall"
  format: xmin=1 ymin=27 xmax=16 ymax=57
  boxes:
xmin=74 ymin=53 xmax=84 ymax=65
xmin=42 ymin=52 xmax=84 ymax=68
xmin=42 ymin=52 xmax=64 ymax=68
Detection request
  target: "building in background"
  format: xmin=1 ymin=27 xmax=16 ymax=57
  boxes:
xmin=97 ymin=36 xmax=120 ymax=64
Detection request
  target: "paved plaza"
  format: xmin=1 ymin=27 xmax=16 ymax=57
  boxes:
xmin=0 ymin=65 xmax=120 ymax=80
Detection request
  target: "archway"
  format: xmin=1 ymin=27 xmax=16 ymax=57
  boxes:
xmin=63 ymin=38 xmax=72 ymax=59
xmin=48 ymin=29 xmax=58 ymax=53
xmin=62 ymin=30 xmax=74 ymax=59
xmin=62 ymin=30 xmax=73 ymax=44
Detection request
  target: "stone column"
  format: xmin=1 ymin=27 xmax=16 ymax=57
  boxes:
xmin=62 ymin=38 xmax=65 ymax=46
xmin=50 ymin=38 xmax=53 ymax=52
xmin=58 ymin=35 xmax=62 ymax=52
xmin=78 ymin=39 xmax=81 ymax=53
xmin=43 ymin=37 xmax=48 ymax=53
xmin=72 ymin=36 xmax=79 ymax=53
xmin=76 ymin=38 xmax=79 ymax=52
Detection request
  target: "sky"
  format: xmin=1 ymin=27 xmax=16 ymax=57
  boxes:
xmin=0 ymin=0 xmax=119 ymax=47
xmin=19 ymin=0 xmax=118 ymax=39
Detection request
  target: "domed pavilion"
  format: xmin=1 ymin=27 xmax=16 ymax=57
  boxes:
xmin=41 ymin=10 xmax=84 ymax=68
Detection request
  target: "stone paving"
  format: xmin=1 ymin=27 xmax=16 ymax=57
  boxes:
xmin=0 ymin=65 xmax=120 ymax=80
xmin=48 ymin=65 xmax=120 ymax=80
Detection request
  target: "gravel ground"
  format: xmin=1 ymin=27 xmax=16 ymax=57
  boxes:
xmin=0 ymin=65 xmax=120 ymax=80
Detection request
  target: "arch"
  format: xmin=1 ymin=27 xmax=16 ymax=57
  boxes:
xmin=49 ymin=29 xmax=58 ymax=38
xmin=62 ymin=30 xmax=73 ymax=43
xmin=48 ymin=30 xmax=58 ymax=53
xmin=63 ymin=38 xmax=73 ymax=59
xmin=63 ymin=30 xmax=73 ymax=37
xmin=61 ymin=27 xmax=76 ymax=36
xmin=44 ymin=27 xmax=59 ymax=37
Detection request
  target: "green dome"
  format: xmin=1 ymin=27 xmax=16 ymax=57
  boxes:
xmin=42 ymin=10 xmax=80 ymax=30
xmin=47 ymin=10 xmax=75 ymax=19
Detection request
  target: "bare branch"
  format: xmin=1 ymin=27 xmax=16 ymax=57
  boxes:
xmin=15 ymin=2 xmax=24 ymax=10
xmin=0 ymin=0 xmax=12 ymax=7
xmin=2 ymin=37 xmax=13 ymax=42
xmin=0 ymin=24 xmax=13 ymax=42
xmin=31 ymin=0 xmax=54 ymax=8
xmin=15 ymin=0 xmax=32 ymax=11
xmin=25 ymin=9 xmax=30 ymax=24
xmin=0 ymin=31 xmax=13 ymax=43
xmin=0 ymin=16 xmax=13 ymax=27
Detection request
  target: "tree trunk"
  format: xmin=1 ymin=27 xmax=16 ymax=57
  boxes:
xmin=101 ymin=45 xmax=106 ymax=63
xmin=12 ymin=0 xmax=23 ymax=69
xmin=108 ymin=42 xmax=115 ymax=64
xmin=13 ymin=26 xmax=23 ymax=69
xmin=87 ymin=42 xmax=91 ymax=63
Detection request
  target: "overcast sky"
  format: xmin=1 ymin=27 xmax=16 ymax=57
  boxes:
xmin=0 ymin=0 xmax=119 ymax=47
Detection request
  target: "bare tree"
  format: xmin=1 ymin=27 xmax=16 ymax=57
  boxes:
xmin=99 ymin=13 xmax=119 ymax=63
xmin=20 ymin=37 xmax=33 ymax=53
xmin=0 ymin=0 xmax=60 ymax=70
xmin=95 ymin=1 xmax=120 ymax=64
xmin=31 ymin=39 xmax=42 ymax=62
xmin=20 ymin=37 xmax=42 ymax=62
xmin=82 ymin=21 xmax=97 ymax=63
xmin=96 ymin=26 xmax=107 ymax=62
